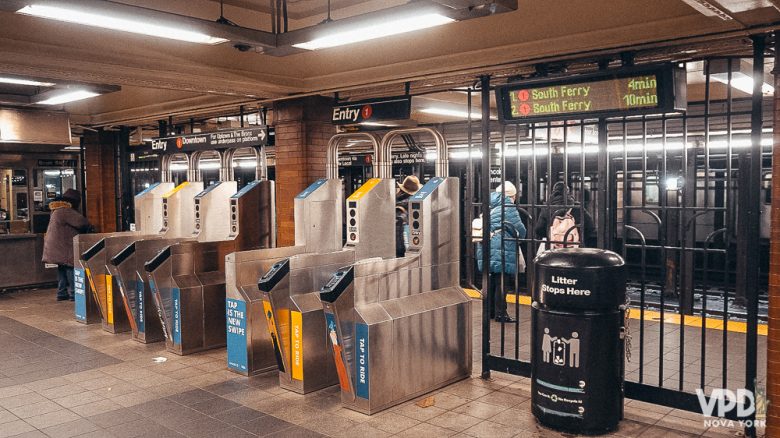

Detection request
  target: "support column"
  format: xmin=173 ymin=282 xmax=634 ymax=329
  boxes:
xmin=273 ymin=96 xmax=335 ymax=246
xmin=766 ymin=35 xmax=780 ymax=437
xmin=83 ymin=129 xmax=128 ymax=233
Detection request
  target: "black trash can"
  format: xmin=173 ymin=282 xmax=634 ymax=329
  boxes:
xmin=531 ymin=248 xmax=627 ymax=435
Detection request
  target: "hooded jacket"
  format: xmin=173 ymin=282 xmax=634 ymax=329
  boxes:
xmin=42 ymin=200 xmax=90 ymax=266
xmin=476 ymin=192 xmax=527 ymax=275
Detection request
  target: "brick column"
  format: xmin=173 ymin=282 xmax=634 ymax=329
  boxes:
xmin=83 ymin=130 xmax=120 ymax=233
xmin=767 ymin=44 xmax=780 ymax=436
xmin=273 ymin=96 xmax=335 ymax=246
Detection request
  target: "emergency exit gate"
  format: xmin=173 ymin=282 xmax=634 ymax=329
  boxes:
xmin=468 ymin=38 xmax=768 ymax=436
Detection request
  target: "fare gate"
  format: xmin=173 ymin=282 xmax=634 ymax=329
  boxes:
xmin=470 ymin=40 xmax=768 ymax=436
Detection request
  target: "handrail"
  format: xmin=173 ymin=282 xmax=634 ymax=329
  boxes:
xmin=189 ymin=151 xmax=202 ymax=182
xmin=326 ymin=133 xmax=382 ymax=179
xmin=380 ymin=127 xmax=448 ymax=178
xmin=161 ymin=155 xmax=172 ymax=183
xmin=220 ymin=149 xmax=233 ymax=182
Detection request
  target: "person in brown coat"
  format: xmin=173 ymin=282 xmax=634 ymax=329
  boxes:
xmin=42 ymin=189 xmax=90 ymax=301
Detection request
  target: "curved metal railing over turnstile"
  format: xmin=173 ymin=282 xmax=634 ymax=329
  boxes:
xmin=318 ymin=127 xmax=472 ymax=415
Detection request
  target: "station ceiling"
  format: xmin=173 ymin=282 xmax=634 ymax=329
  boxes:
xmin=0 ymin=0 xmax=778 ymax=129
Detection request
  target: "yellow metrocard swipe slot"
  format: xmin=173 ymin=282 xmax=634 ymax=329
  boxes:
xmin=347 ymin=178 xmax=381 ymax=201
xmin=163 ymin=182 xmax=189 ymax=199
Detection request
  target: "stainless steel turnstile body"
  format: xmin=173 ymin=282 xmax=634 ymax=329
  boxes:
xmin=104 ymin=181 xmax=202 ymax=342
xmin=257 ymin=178 xmax=395 ymax=393
xmin=321 ymin=169 xmax=472 ymax=414
xmin=225 ymin=132 xmax=395 ymax=382
xmin=147 ymin=179 xmax=275 ymax=355
xmin=107 ymin=237 xmax=177 ymax=343
xmin=73 ymin=234 xmax=106 ymax=325
xmin=75 ymin=181 xmax=174 ymax=329
xmin=80 ymin=235 xmax=135 ymax=333
xmin=225 ymin=177 xmax=344 ymax=376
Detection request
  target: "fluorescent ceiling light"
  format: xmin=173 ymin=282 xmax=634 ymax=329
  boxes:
xmin=419 ymin=107 xmax=485 ymax=119
xmin=293 ymin=13 xmax=454 ymax=50
xmin=17 ymin=5 xmax=228 ymax=45
xmin=37 ymin=90 xmax=100 ymax=105
xmin=711 ymin=72 xmax=774 ymax=95
xmin=0 ymin=76 xmax=54 ymax=87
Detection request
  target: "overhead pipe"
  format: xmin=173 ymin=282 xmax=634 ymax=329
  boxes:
xmin=188 ymin=151 xmax=202 ymax=182
xmin=160 ymin=154 xmax=172 ymax=183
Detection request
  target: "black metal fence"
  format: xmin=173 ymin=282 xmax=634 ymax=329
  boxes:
xmin=468 ymin=37 xmax=769 ymax=436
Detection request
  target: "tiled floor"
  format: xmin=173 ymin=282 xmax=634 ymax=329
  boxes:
xmin=0 ymin=288 xmax=756 ymax=437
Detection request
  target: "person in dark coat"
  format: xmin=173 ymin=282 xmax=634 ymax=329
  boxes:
xmin=534 ymin=181 xmax=596 ymax=247
xmin=476 ymin=182 xmax=527 ymax=323
xmin=42 ymin=189 xmax=90 ymax=301
xmin=395 ymin=175 xmax=422 ymax=258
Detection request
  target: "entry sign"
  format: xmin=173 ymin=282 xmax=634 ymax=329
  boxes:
xmin=496 ymin=65 xmax=687 ymax=123
xmin=332 ymin=96 xmax=411 ymax=125
xmin=150 ymin=127 xmax=269 ymax=153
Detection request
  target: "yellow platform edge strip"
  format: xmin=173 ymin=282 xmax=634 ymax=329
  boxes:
xmin=463 ymin=289 xmax=767 ymax=336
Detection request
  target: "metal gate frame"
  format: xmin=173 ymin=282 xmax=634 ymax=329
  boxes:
xmin=475 ymin=35 xmax=768 ymax=436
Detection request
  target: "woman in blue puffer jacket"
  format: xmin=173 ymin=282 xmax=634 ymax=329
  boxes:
xmin=476 ymin=182 xmax=527 ymax=323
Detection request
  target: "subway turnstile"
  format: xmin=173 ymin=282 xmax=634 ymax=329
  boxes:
xmin=146 ymin=179 xmax=275 ymax=355
xmin=75 ymin=181 xmax=174 ymax=329
xmin=73 ymin=234 xmax=106 ymax=325
xmin=225 ymin=132 xmax=392 ymax=379
xmin=257 ymin=176 xmax=395 ymax=393
xmin=320 ymin=129 xmax=471 ymax=415
xmin=106 ymin=180 xmax=205 ymax=342
xmin=107 ymin=238 xmax=178 ymax=343
xmin=225 ymin=177 xmax=343 ymax=376
xmin=79 ymin=237 xmax=133 ymax=334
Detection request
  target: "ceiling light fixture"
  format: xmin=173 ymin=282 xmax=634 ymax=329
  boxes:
xmin=17 ymin=4 xmax=228 ymax=45
xmin=0 ymin=76 xmax=55 ymax=87
xmin=293 ymin=12 xmax=454 ymax=50
xmin=37 ymin=90 xmax=100 ymax=105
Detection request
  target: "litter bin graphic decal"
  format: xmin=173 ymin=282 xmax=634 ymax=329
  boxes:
xmin=543 ymin=328 xmax=580 ymax=368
